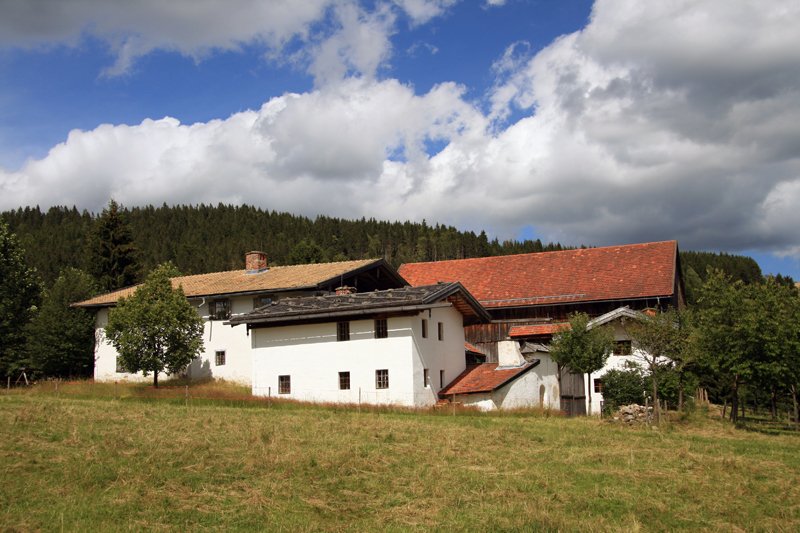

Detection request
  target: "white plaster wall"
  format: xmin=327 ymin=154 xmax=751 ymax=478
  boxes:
xmin=93 ymin=295 xmax=261 ymax=385
xmin=252 ymin=317 xmax=417 ymax=406
xmin=409 ymin=305 xmax=467 ymax=406
xmin=251 ymin=304 xmax=468 ymax=407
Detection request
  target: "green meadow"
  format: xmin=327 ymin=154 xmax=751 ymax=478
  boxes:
xmin=1 ymin=382 xmax=799 ymax=532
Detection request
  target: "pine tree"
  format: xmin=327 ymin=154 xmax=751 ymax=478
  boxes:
xmin=88 ymin=200 xmax=139 ymax=291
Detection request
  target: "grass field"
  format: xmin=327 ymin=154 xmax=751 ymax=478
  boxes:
xmin=1 ymin=382 xmax=799 ymax=532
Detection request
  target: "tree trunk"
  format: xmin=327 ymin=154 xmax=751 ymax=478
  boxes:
xmin=770 ymin=386 xmax=777 ymax=420
xmin=791 ymin=384 xmax=799 ymax=429
xmin=587 ymin=372 xmax=592 ymax=416
xmin=652 ymin=367 xmax=660 ymax=425
xmin=678 ymin=372 xmax=684 ymax=412
xmin=153 ymin=372 xmax=159 ymax=389
xmin=730 ymin=376 xmax=739 ymax=424
xmin=722 ymin=398 xmax=727 ymax=420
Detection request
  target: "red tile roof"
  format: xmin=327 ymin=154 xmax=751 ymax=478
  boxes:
xmin=440 ymin=362 xmax=538 ymax=396
xmin=464 ymin=342 xmax=485 ymax=355
xmin=508 ymin=323 xmax=570 ymax=338
xmin=399 ymin=241 xmax=678 ymax=308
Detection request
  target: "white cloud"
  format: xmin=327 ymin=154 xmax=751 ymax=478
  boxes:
xmin=393 ymin=0 xmax=459 ymax=25
xmin=0 ymin=0 xmax=336 ymax=76
xmin=2 ymin=0 xmax=800 ymax=258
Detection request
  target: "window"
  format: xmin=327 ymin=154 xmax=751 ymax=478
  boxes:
xmin=337 ymin=321 xmax=350 ymax=341
xmin=376 ymin=369 xmax=389 ymax=389
xmin=421 ymin=319 xmax=428 ymax=338
xmin=339 ymin=371 xmax=350 ymax=390
xmin=209 ymin=299 xmax=230 ymax=320
xmin=253 ymin=296 xmax=273 ymax=309
xmin=594 ymin=379 xmax=603 ymax=394
xmin=116 ymin=356 xmax=126 ymax=373
xmin=278 ymin=375 xmax=291 ymax=394
xmin=437 ymin=322 xmax=444 ymax=341
xmin=215 ymin=350 xmax=226 ymax=366
xmin=423 ymin=368 xmax=430 ymax=388
xmin=613 ymin=340 xmax=632 ymax=355
xmin=375 ymin=318 xmax=388 ymax=339
xmin=439 ymin=369 xmax=445 ymax=388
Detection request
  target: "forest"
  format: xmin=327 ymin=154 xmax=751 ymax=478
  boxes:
xmin=1 ymin=202 xmax=768 ymax=292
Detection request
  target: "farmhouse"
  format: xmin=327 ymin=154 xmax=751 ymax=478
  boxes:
xmin=76 ymin=240 xmax=683 ymax=414
xmin=228 ymin=283 xmax=491 ymax=407
xmin=75 ymin=251 xmax=406 ymax=384
xmin=399 ymin=241 xmax=684 ymax=414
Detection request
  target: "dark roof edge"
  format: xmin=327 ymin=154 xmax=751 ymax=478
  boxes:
xmin=228 ymin=302 xmax=452 ymax=327
xmin=427 ymin=282 xmax=492 ymax=323
xmin=316 ymin=258 xmax=408 ymax=289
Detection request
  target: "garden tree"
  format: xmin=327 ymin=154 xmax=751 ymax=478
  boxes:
xmin=751 ymin=278 xmax=800 ymax=424
xmin=88 ymin=199 xmax=139 ymax=291
xmin=550 ymin=312 xmax=615 ymax=415
xmin=627 ymin=307 xmax=693 ymax=421
xmin=25 ymin=268 xmax=97 ymax=378
xmin=694 ymin=269 xmax=760 ymax=423
xmin=0 ymin=221 xmax=41 ymax=379
xmin=104 ymin=263 xmax=204 ymax=388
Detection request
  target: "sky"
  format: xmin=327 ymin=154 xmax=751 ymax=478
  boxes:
xmin=1 ymin=0 xmax=799 ymax=278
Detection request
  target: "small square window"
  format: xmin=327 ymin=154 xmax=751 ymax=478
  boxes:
xmin=339 ymin=371 xmax=350 ymax=390
xmin=421 ymin=319 xmax=428 ymax=338
xmin=376 ymin=369 xmax=389 ymax=389
xmin=375 ymin=318 xmax=388 ymax=339
xmin=439 ymin=369 xmax=445 ymax=388
xmin=594 ymin=379 xmax=603 ymax=394
xmin=337 ymin=321 xmax=350 ymax=342
xmin=437 ymin=322 xmax=444 ymax=341
xmin=423 ymin=368 xmax=430 ymax=388
xmin=278 ymin=375 xmax=291 ymax=394
xmin=613 ymin=341 xmax=632 ymax=355
xmin=215 ymin=350 xmax=226 ymax=366
xmin=209 ymin=299 xmax=230 ymax=320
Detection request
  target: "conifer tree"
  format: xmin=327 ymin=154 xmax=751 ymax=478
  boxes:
xmin=88 ymin=199 xmax=139 ymax=291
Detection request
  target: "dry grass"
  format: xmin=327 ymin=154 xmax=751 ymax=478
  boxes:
xmin=1 ymin=383 xmax=799 ymax=531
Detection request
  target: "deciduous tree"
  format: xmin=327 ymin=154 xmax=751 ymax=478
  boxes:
xmin=550 ymin=312 xmax=614 ymax=415
xmin=105 ymin=263 xmax=204 ymax=387
xmin=25 ymin=268 xmax=97 ymax=378
xmin=0 ymin=220 xmax=41 ymax=379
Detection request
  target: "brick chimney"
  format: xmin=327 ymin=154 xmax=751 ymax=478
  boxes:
xmin=335 ymin=286 xmax=356 ymax=296
xmin=245 ymin=251 xmax=268 ymax=274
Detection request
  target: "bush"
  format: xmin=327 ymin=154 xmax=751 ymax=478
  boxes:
xmin=601 ymin=364 xmax=645 ymax=414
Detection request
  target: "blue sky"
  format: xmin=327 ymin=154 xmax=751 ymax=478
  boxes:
xmin=1 ymin=0 xmax=799 ymax=278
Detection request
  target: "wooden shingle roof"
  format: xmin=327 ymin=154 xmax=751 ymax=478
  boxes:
xmin=399 ymin=241 xmax=679 ymax=309
xmin=229 ymin=282 xmax=491 ymax=327
xmin=75 ymin=259 xmax=400 ymax=307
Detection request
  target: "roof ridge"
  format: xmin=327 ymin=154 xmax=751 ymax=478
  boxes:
xmin=400 ymin=240 xmax=677 ymax=267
